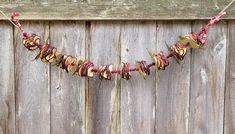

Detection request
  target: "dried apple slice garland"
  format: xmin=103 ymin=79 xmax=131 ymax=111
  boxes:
xmin=2 ymin=0 xmax=233 ymax=81
xmin=8 ymin=11 xmax=226 ymax=80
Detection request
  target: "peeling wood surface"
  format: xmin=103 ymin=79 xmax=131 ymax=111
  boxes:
xmin=0 ymin=0 xmax=235 ymax=20
xmin=189 ymin=21 xmax=226 ymax=134
xmin=224 ymin=21 xmax=235 ymax=134
xmin=50 ymin=21 xmax=86 ymax=134
xmin=0 ymin=20 xmax=235 ymax=134
xmin=155 ymin=21 xmax=191 ymax=134
xmin=0 ymin=21 xmax=14 ymax=134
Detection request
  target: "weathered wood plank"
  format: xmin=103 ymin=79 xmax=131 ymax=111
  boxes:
xmin=50 ymin=21 xmax=86 ymax=134
xmin=0 ymin=0 xmax=234 ymax=20
xmin=155 ymin=21 xmax=191 ymax=134
xmin=189 ymin=21 xmax=227 ymax=134
xmin=0 ymin=21 xmax=15 ymax=134
xmin=15 ymin=22 xmax=50 ymax=134
xmin=120 ymin=21 xmax=156 ymax=134
xmin=224 ymin=21 xmax=235 ymax=134
xmin=86 ymin=21 xmax=121 ymax=134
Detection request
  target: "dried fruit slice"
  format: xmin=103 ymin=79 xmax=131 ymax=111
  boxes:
xmin=54 ymin=53 xmax=63 ymax=66
xmin=23 ymin=34 xmax=40 ymax=50
xmin=61 ymin=55 xmax=77 ymax=72
xmin=135 ymin=61 xmax=150 ymax=79
xmin=148 ymin=50 xmax=169 ymax=70
xmin=45 ymin=48 xmax=57 ymax=63
xmin=121 ymin=62 xmax=131 ymax=80
xmin=170 ymin=43 xmax=187 ymax=61
xmin=35 ymin=44 xmax=49 ymax=60
xmin=77 ymin=60 xmax=94 ymax=77
xmin=72 ymin=59 xmax=83 ymax=75
xmin=98 ymin=64 xmax=113 ymax=80
xmin=179 ymin=32 xmax=202 ymax=48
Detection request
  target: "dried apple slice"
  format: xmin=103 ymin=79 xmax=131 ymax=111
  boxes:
xmin=23 ymin=34 xmax=40 ymax=50
xmin=121 ymin=62 xmax=131 ymax=80
xmin=148 ymin=50 xmax=169 ymax=70
xmin=135 ymin=61 xmax=150 ymax=79
xmin=98 ymin=64 xmax=113 ymax=80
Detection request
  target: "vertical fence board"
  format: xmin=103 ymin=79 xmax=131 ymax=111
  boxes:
xmin=0 ymin=22 xmax=14 ymax=134
xmin=87 ymin=21 xmax=121 ymax=134
xmin=120 ymin=21 xmax=156 ymax=134
xmin=189 ymin=22 xmax=226 ymax=134
xmin=50 ymin=21 xmax=86 ymax=134
xmin=15 ymin=22 xmax=50 ymax=134
xmin=224 ymin=21 xmax=235 ymax=134
xmin=155 ymin=21 xmax=191 ymax=134
xmin=0 ymin=19 xmax=233 ymax=134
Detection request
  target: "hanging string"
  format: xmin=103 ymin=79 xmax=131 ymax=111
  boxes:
xmin=0 ymin=10 xmax=22 ymax=30
xmin=221 ymin=0 xmax=235 ymax=13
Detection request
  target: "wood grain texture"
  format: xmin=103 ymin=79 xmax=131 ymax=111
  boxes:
xmin=0 ymin=19 xmax=234 ymax=134
xmin=86 ymin=21 xmax=121 ymax=134
xmin=0 ymin=21 xmax=14 ymax=134
xmin=224 ymin=21 xmax=235 ymax=134
xmin=0 ymin=0 xmax=235 ymax=20
xmin=120 ymin=21 xmax=156 ymax=134
xmin=155 ymin=21 xmax=191 ymax=134
xmin=14 ymin=22 xmax=50 ymax=134
xmin=50 ymin=21 xmax=86 ymax=134
xmin=189 ymin=21 xmax=227 ymax=134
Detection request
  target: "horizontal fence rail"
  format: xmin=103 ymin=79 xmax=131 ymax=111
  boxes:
xmin=0 ymin=0 xmax=235 ymax=20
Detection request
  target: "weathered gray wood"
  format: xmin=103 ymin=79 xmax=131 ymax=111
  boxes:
xmin=189 ymin=21 xmax=226 ymax=134
xmin=155 ymin=21 xmax=191 ymax=134
xmin=0 ymin=21 xmax=15 ymax=134
xmin=120 ymin=21 xmax=156 ymax=134
xmin=86 ymin=21 xmax=121 ymax=134
xmin=50 ymin=21 xmax=86 ymax=134
xmin=14 ymin=22 xmax=50 ymax=134
xmin=0 ymin=19 xmax=234 ymax=134
xmin=224 ymin=21 xmax=235 ymax=134
xmin=0 ymin=0 xmax=234 ymax=20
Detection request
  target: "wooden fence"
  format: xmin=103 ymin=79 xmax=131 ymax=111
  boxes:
xmin=0 ymin=1 xmax=235 ymax=134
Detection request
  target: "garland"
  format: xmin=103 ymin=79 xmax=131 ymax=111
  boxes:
xmin=0 ymin=1 xmax=234 ymax=81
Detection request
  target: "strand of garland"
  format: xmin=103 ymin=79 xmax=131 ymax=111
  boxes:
xmin=0 ymin=0 xmax=234 ymax=80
